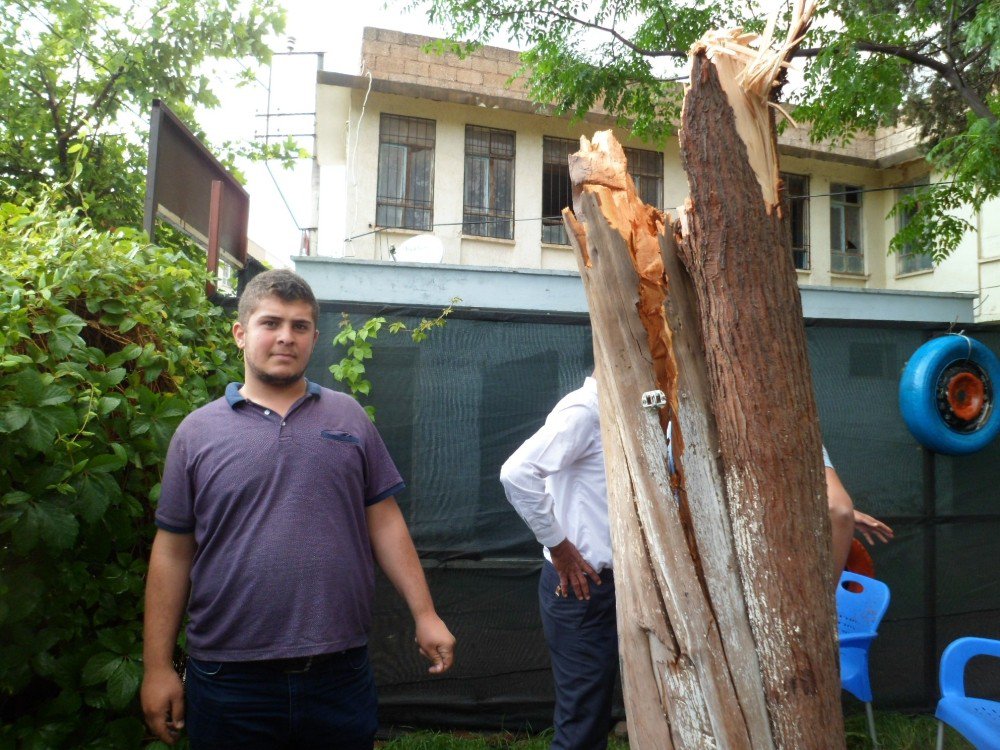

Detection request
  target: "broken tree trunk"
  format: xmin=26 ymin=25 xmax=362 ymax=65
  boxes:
xmin=563 ymin=6 xmax=844 ymax=749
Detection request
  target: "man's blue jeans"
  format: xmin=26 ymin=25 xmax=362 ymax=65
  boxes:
xmin=184 ymin=646 xmax=378 ymax=749
xmin=538 ymin=561 xmax=618 ymax=750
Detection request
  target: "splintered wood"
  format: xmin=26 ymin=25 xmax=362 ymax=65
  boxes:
xmin=563 ymin=3 xmax=844 ymax=748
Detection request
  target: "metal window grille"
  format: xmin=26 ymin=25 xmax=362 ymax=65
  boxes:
xmin=463 ymin=126 xmax=515 ymax=240
xmin=541 ymin=137 xmax=576 ymax=245
xmin=623 ymin=146 xmax=663 ymax=209
xmin=830 ymin=183 xmax=864 ymax=274
xmin=376 ymin=114 xmax=436 ymax=231
xmin=895 ymin=179 xmax=933 ymax=275
xmin=781 ymin=172 xmax=811 ymax=270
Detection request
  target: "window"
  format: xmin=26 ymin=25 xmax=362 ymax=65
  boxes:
xmin=541 ymin=137 xmax=576 ymax=245
xmin=781 ymin=172 xmax=810 ymax=270
xmin=376 ymin=114 xmax=435 ymax=231
xmin=624 ymin=146 xmax=663 ymax=208
xmin=463 ymin=126 xmax=515 ymax=240
xmin=830 ymin=183 xmax=864 ymax=274
xmin=895 ymin=178 xmax=933 ymax=275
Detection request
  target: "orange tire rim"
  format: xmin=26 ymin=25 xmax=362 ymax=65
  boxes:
xmin=946 ymin=372 xmax=985 ymax=422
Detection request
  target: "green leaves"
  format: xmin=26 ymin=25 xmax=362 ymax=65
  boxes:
xmin=0 ymin=369 xmax=77 ymax=451
xmin=0 ymin=0 xmax=286 ymax=230
xmin=0 ymin=197 xmax=241 ymax=747
xmin=329 ymin=300 xmax=460 ymax=420
xmin=82 ymin=651 xmax=142 ymax=710
xmin=884 ymin=115 xmax=1000 ymax=260
xmin=7 ymin=501 xmax=79 ymax=554
xmin=966 ymin=0 xmax=1000 ymax=66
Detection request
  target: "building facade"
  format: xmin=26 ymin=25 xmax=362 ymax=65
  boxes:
xmin=313 ymin=27 xmax=1000 ymax=320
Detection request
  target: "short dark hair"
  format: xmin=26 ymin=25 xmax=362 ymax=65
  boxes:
xmin=237 ymin=269 xmax=320 ymax=325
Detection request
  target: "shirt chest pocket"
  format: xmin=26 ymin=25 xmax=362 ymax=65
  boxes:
xmin=315 ymin=430 xmax=367 ymax=487
xmin=321 ymin=430 xmax=361 ymax=445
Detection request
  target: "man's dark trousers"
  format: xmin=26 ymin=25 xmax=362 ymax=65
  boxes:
xmin=184 ymin=645 xmax=378 ymax=749
xmin=539 ymin=561 xmax=618 ymax=750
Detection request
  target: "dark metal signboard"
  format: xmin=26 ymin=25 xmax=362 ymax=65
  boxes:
xmin=143 ymin=99 xmax=249 ymax=293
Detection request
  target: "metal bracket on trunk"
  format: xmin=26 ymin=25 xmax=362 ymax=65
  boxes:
xmin=641 ymin=390 xmax=667 ymax=409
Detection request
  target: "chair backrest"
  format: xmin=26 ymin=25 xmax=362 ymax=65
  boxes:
xmin=939 ymin=636 xmax=1000 ymax=698
xmin=837 ymin=571 xmax=891 ymax=637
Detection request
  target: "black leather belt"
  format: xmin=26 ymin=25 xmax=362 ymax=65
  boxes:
xmin=231 ymin=646 xmax=363 ymax=674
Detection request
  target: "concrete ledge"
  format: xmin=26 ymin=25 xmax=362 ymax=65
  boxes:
xmin=296 ymin=256 xmax=588 ymax=314
xmin=799 ymin=284 xmax=975 ymax=324
xmin=318 ymin=71 xmax=618 ymax=127
xmin=295 ymin=256 xmax=976 ymax=324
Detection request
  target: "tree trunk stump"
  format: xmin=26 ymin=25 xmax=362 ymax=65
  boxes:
xmin=563 ymin=14 xmax=845 ymax=748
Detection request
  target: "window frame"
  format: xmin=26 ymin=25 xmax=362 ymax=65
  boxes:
xmin=375 ymin=114 xmax=436 ymax=231
xmin=830 ymin=183 xmax=864 ymax=275
xmin=463 ymin=125 xmax=516 ymax=240
xmin=781 ymin=172 xmax=811 ymax=271
xmin=623 ymin=146 xmax=664 ymax=209
xmin=894 ymin=178 xmax=933 ymax=276
xmin=541 ymin=136 xmax=577 ymax=246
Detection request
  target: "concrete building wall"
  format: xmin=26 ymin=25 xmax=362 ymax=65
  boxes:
xmin=979 ymin=198 xmax=1000 ymax=320
xmin=360 ymin=27 xmax=533 ymax=103
xmin=324 ymin=86 xmax=659 ymax=271
xmin=312 ymin=26 xmax=996 ymax=319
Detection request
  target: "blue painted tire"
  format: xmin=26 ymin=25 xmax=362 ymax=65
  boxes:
xmin=899 ymin=335 xmax=1000 ymax=455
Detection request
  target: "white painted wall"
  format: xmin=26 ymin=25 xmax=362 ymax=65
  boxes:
xmin=321 ymin=87 xmax=665 ymax=271
xmin=979 ymin=197 xmax=1000 ymax=320
xmin=315 ymin=80 xmax=997 ymax=318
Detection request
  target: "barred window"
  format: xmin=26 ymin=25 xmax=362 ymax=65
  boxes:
xmin=541 ymin=137 xmax=576 ymax=245
xmin=376 ymin=114 xmax=435 ymax=231
xmin=830 ymin=183 xmax=864 ymax=274
xmin=895 ymin=178 xmax=933 ymax=275
xmin=463 ymin=126 xmax=515 ymax=240
xmin=781 ymin=172 xmax=810 ymax=270
xmin=624 ymin=146 xmax=663 ymax=209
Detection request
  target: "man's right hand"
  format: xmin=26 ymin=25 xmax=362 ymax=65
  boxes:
xmin=141 ymin=666 xmax=185 ymax=745
xmin=548 ymin=538 xmax=602 ymax=600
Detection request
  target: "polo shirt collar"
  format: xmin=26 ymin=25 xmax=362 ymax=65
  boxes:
xmin=225 ymin=380 xmax=321 ymax=409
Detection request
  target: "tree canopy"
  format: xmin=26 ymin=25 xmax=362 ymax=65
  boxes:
xmin=0 ymin=0 xmax=286 ymax=228
xmin=416 ymin=0 xmax=999 ymax=260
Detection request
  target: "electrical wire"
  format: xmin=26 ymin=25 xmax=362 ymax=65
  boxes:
xmin=345 ymin=66 xmax=374 ymax=257
xmin=343 ymin=177 xmax=962 ymax=243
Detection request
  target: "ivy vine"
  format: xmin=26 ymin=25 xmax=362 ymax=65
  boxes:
xmin=328 ymin=298 xmax=460 ymax=420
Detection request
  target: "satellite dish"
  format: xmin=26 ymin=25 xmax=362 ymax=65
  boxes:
xmin=394 ymin=234 xmax=443 ymax=263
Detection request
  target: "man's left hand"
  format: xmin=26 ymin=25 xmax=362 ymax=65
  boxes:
xmin=415 ymin=614 xmax=456 ymax=675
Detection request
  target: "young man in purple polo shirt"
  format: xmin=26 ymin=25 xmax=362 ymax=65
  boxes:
xmin=141 ymin=270 xmax=455 ymax=749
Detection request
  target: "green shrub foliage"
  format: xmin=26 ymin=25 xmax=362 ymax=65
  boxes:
xmin=0 ymin=197 xmax=240 ymax=747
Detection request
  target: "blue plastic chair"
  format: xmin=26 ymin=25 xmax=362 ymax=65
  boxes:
xmin=935 ymin=637 xmax=1000 ymax=750
xmin=837 ymin=571 xmax=891 ymax=748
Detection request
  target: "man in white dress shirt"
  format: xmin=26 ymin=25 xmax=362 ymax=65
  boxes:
xmin=499 ymin=376 xmax=616 ymax=750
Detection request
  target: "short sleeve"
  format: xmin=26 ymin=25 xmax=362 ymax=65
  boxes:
xmin=821 ymin=444 xmax=833 ymax=469
xmin=360 ymin=417 xmax=405 ymax=505
xmin=155 ymin=429 xmax=196 ymax=533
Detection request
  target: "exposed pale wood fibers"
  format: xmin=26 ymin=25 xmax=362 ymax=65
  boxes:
xmin=690 ymin=0 xmax=817 ymax=211
xmin=567 ymin=159 xmax=756 ymax=748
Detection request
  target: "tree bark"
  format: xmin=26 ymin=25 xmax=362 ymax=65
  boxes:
xmin=676 ymin=47 xmax=843 ymax=748
xmin=562 ymin=11 xmax=845 ymax=748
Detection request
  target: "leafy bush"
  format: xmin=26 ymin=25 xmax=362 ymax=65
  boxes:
xmin=0 ymin=196 xmax=240 ymax=747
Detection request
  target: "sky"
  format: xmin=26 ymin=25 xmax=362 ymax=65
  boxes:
xmin=201 ymin=1 xmax=457 ymax=267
